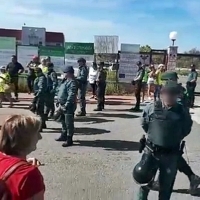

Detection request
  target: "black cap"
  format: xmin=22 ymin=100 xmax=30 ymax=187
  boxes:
xmin=136 ymin=61 xmax=142 ymax=66
xmin=77 ymin=58 xmax=86 ymax=63
xmin=62 ymin=66 xmax=74 ymax=73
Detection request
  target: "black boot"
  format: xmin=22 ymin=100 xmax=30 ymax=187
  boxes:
xmin=62 ymin=136 xmax=73 ymax=147
xmin=55 ymin=133 xmax=67 ymax=142
xmin=76 ymin=111 xmax=86 ymax=116
xmin=93 ymin=107 xmax=102 ymax=111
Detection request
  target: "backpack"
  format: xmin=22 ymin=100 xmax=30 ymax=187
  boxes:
xmin=0 ymin=161 xmax=27 ymax=199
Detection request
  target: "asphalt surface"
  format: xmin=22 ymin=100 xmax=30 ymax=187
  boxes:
xmin=1 ymin=93 xmax=200 ymax=200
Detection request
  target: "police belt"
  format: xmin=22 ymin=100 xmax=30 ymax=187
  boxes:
xmin=146 ymin=139 xmax=180 ymax=154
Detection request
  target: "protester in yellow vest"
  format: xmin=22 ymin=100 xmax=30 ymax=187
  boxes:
xmin=0 ymin=66 xmax=13 ymax=108
xmin=39 ymin=58 xmax=48 ymax=74
xmin=141 ymin=66 xmax=149 ymax=102
xmin=154 ymin=64 xmax=165 ymax=101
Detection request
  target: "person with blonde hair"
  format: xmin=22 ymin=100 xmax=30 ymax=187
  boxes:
xmin=154 ymin=64 xmax=165 ymax=101
xmin=0 ymin=114 xmax=45 ymax=200
xmin=147 ymin=64 xmax=156 ymax=100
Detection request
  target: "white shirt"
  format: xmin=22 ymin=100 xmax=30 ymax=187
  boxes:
xmin=88 ymin=67 xmax=98 ymax=84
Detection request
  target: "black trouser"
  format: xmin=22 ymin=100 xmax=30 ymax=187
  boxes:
xmin=36 ymin=98 xmax=46 ymax=127
xmin=27 ymin=74 xmax=36 ymax=93
xmin=97 ymin=82 xmax=106 ymax=109
xmin=90 ymin=82 xmax=96 ymax=96
xmin=10 ymin=76 xmax=19 ymax=98
xmin=135 ymin=81 xmax=142 ymax=109
xmin=44 ymin=92 xmax=55 ymax=116
xmin=186 ymin=82 xmax=196 ymax=107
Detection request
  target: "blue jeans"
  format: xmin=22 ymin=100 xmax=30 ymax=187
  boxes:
xmin=154 ymin=85 xmax=162 ymax=101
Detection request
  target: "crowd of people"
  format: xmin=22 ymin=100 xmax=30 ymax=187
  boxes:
xmin=130 ymin=61 xmax=198 ymax=112
xmin=0 ymin=54 xmax=199 ymax=199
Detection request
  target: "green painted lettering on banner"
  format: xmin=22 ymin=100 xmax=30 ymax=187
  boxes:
xmin=65 ymin=42 xmax=94 ymax=55
xmin=39 ymin=46 xmax=65 ymax=57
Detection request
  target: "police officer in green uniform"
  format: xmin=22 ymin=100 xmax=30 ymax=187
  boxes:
xmin=44 ymin=62 xmax=58 ymax=119
xmin=186 ymin=64 xmax=198 ymax=108
xmin=76 ymin=58 xmax=89 ymax=116
xmin=149 ymin=71 xmax=200 ymax=195
xmin=94 ymin=62 xmax=107 ymax=111
xmin=55 ymin=66 xmax=78 ymax=147
xmin=130 ymin=61 xmax=145 ymax=111
xmin=133 ymin=81 xmax=193 ymax=200
xmin=32 ymin=67 xmax=47 ymax=131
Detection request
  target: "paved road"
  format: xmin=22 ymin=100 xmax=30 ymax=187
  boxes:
xmin=1 ymin=95 xmax=200 ymax=200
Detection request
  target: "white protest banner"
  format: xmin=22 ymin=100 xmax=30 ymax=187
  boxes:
xmin=94 ymin=36 xmax=118 ymax=53
xmin=0 ymin=37 xmax=16 ymax=66
xmin=17 ymin=46 xmax=38 ymax=67
xmin=118 ymin=53 xmax=140 ymax=83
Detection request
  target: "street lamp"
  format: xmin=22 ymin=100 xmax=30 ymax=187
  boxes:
xmin=169 ymin=31 xmax=177 ymax=46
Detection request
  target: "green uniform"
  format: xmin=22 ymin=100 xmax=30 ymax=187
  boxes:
xmin=44 ymin=70 xmax=58 ymax=117
xmin=33 ymin=73 xmax=47 ymax=128
xmin=186 ymin=70 xmax=198 ymax=107
xmin=95 ymin=69 xmax=107 ymax=110
xmin=138 ymin=100 xmax=192 ymax=200
xmin=57 ymin=78 xmax=78 ymax=139
xmin=76 ymin=66 xmax=88 ymax=115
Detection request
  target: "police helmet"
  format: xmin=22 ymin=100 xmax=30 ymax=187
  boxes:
xmin=136 ymin=61 xmax=142 ymax=66
xmin=132 ymin=153 xmax=157 ymax=186
xmin=62 ymin=65 xmax=74 ymax=74
xmin=77 ymin=57 xmax=86 ymax=63
xmin=161 ymin=71 xmax=178 ymax=81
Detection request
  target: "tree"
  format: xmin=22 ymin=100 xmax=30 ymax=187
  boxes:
xmin=140 ymin=45 xmax=151 ymax=52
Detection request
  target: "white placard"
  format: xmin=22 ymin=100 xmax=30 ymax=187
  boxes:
xmin=118 ymin=53 xmax=140 ymax=83
xmin=0 ymin=49 xmax=16 ymax=66
xmin=21 ymin=26 xmax=46 ymax=46
xmin=121 ymin=43 xmax=140 ymax=53
xmin=17 ymin=46 xmax=38 ymax=67
xmin=94 ymin=35 xmax=118 ymax=53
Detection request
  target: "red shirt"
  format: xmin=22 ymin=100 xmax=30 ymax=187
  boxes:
xmin=0 ymin=153 xmax=45 ymax=200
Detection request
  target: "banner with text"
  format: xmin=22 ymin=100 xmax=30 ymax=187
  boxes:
xmin=94 ymin=36 xmax=118 ymax=53
xmin=118 ymin=43 xmax=140 ymax=83
xmin=39 ymin=46 xmax=65 ymax=72
xmin=65 ymin=42 xmax=94 ymax=75
xmin=0 ymin=37 xmax=16 ymax=66
xmin=118 ymin=53 xmax=140 ymax=83
xmin=17 ymin=46 xmax=38 ymax=68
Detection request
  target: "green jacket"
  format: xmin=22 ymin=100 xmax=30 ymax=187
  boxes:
xmin=97 ymin=69 xmax=107 ymax=83
xmin=76 ymin=66 xmax=88 ymax=84
xmin=141 ymin=102 xmax=192 ymax=147
xmin=33 ymin=74 xmax=47 ymax=97
xmin=57 ymin=78 xmax=78 ymax=109
xmin=46 ymin=70 xmax=58 ymax=92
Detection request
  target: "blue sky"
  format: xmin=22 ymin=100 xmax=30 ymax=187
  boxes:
xmin=0 ymin=0 xmax=199 ymax=52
